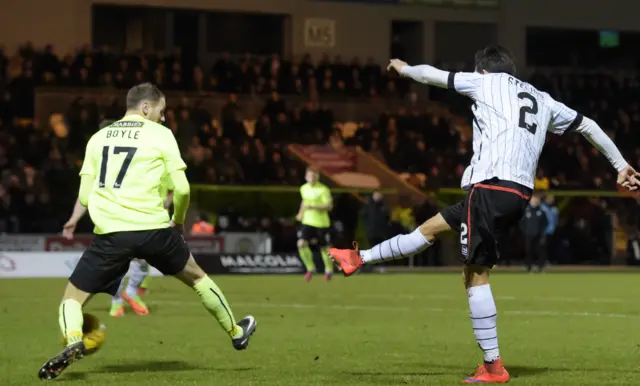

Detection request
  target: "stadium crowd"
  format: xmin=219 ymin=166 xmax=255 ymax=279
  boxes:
xmin=1 ymin=43 xmax=639 ymax=265
xmin=5 ymin=44 xmax=638 ymax=191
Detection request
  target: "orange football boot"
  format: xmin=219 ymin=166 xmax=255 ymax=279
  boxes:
xmin=122 ymin=292 xmax=149 ymax=316
xmin=328 ymin=242 xmax=363 ymax=276
xmin=463 ymin=359 xmax=510 ymax=383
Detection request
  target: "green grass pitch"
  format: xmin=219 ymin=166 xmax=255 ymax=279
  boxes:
xmin=1 ymin=273 xmax=639 ymax=385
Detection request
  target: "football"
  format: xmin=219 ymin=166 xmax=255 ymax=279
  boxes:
xmin=61 ymin=313 xmax=106 ymax=356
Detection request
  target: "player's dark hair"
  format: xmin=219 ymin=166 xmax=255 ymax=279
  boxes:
xmin=126 ymin=82 xmax=165 ymax=110
xmin=474 ymin=45 xmax=516 ymax=76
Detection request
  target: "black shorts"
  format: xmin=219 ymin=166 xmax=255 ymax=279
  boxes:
xmin=297 ymin=224 xmax=332 ymax=247
xmin=69 ymin=227 xmax=190 ymax=296
xmin=440 ymin=178 xmax=531 ymax=267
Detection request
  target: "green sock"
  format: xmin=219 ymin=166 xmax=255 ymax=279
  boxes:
xmin=193 ymin=276 xmax=241 ymax=339
xmin=59 ymin=299 xmax=84 ymax=346
xmin=298 ymin=246 xmax=316 ymax=272
xmin=321 ymin=248 xmax=334 ymax=273
xmin=140 ymin=276 xmax=151 ymax=289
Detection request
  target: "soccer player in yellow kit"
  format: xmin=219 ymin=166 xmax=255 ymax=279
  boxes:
xmin=61 ymin=120 xmax=172 ymax=317
xmin=296 ymin=167 xmax=334 ymax=281
xmin=39 ymin=83 xmax=257 ymax=380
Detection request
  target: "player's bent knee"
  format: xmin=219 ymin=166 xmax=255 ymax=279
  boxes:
xmin=419 ymin=214 xmax=450 ymax=240
xmin=174 ymin=254 xmax=207 ymax=287
xmin=297 ymin=239 xmax=308 ymax=248
xmin=462 ymin=264 xmax=490 ymax=289
xmin=62 ymin=282 xmax=92 ymax=306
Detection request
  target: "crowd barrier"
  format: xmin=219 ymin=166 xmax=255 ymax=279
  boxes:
xmin=0 ymin=252 xmax=304 ymax=278
xmin=0 ymin=252 xmax=164 ymax=278
xmin=0 ymin=233 xmax=272 ymax=254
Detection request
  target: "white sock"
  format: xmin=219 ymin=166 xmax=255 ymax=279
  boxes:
xmin=360 ymin=228 xmax=432 ymax=264
xmin=468 ymin=284 xmax=500 ymax=362
xmin=112 ymin=277 xmax=125 ymax=305
xmin=125 ymin=260 xmax=149 ymax=298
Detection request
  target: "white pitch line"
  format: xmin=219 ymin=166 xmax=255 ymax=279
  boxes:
xmin=503 ymin=310 xmax=636 ymax=319
xmin=150 ymin=300 xmax=640 ymax=320
xmin=347 ymin=293 xmax=625 ymax=303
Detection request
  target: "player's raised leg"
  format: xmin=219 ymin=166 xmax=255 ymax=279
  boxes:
xmin=329 ymin=212 xmax=451 ymax=276
xmin=122 ymin=259 xmax=149 ymax=315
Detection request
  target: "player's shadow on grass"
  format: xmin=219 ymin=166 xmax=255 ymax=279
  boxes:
xmin=94 ymin=360 xmax=256 ymax=374
xmin=59 ymin=372 xmax=88 ymax=382
xmin=345 ymin=371 xmax=449 ymax=377
xmin=348 ymin=364 xmax=554 ymax=379
xmin=430 ymin=364 xmax=555 ymax=378
xmin=508 ymin=365 xmax=555 ymax=378
xmin=95 ymin=360 xmax=202 ymax=373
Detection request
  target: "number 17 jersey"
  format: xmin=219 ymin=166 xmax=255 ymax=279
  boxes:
xmin=79 ymin=115 xmax=186 ymax=234
xmin=449 ymin=72 xmax=583 ymax=190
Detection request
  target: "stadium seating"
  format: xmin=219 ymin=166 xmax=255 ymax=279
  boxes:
xmin=1 ymin=43 xmax=638 ymax=265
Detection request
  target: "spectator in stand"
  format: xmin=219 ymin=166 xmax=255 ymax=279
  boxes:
xmin=540 ymin=195 xmax=559 ymax=263
xmin=191 ymin=213 xmax=215 ymax=235
xmin=521 ymin=194 xmax=549 ymax=272
xmin=362 ymin=190 xmax=390 ymax=250
xmin=534 ymin=169 xmax=550 ymax=191
xmin=2 ymin=41 xmax=639 ymax=269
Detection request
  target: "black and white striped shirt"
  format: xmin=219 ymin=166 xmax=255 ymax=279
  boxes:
xmin=449 ymin=72 xmax=582 ymax=189
xmin=400 ymin=64 xmax=628 ymax=189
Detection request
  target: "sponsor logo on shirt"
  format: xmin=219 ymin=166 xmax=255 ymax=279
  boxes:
xmin=111 ymin=121 xmax=144 ymax=128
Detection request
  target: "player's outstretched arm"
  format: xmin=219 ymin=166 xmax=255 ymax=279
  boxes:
xmin=387 ymin=59 xmax=449 ymax=88
xmin=574 ymin=117 xmax=640 ymax=190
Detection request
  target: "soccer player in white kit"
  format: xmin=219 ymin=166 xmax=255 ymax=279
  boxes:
xmin=329 ymin=45 xmax=640 ymax=383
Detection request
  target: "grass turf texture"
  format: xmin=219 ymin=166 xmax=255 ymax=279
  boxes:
xmin=1 ymin=273 xmax=639 ymax=385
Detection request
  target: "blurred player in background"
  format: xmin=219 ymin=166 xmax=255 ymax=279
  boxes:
xmin=40 ymin=83 xmax=256 ymax=380
xmin=330 ymin=46 xmax=640 ymax=383
xmin=296 ymin=167 xmax=334 ymax=281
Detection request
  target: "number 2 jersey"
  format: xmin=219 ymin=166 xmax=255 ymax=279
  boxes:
xmin=449 ymin=72 xmax=583 ymax=190
xmin=79 ymin=115 xmax=186 ymax=234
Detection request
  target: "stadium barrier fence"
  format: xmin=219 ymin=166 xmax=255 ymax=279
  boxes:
xmin=0 ymin=252 xmax=305 ymax=278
